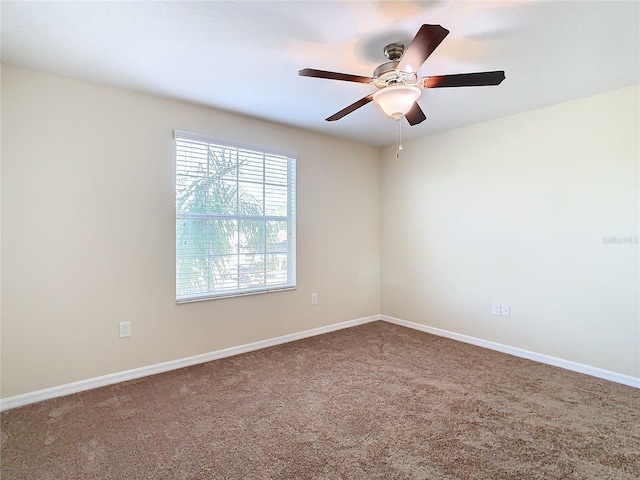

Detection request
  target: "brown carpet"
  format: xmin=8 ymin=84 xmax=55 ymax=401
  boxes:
xmin=1 ymin=321 xmax=639 ymax=479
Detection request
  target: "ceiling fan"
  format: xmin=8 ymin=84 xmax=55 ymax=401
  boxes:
xmin=299 ymin=24 xmax=505 ymax=125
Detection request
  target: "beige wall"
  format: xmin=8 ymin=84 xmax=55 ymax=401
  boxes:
xmin=2 ymin=64 xmax=638 ymax=400
xmin=381 ymin=85 xmax=640 ymax=377
xmin=0 ymin=64 xmax=381 ymax=397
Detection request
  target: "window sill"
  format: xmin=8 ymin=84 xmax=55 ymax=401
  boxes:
xmin=176 ymin=286 xmax=297 ymax=304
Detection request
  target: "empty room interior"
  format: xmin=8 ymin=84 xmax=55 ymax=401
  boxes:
xmin=1 ymin=1 xmax=639 ymax=479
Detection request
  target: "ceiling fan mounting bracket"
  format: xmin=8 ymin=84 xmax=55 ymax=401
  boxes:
xmin=383 ymin=43 xmax=404 ymax=61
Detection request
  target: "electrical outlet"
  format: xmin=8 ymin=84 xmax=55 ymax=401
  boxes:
xmin=119 ymin=321 xmax=131 ymax=338
xmin=492 ymin=303 xmax=501 ymax=316
xmin=501 ymin=304 xmax=510 ymax=317
xmin=311 ymin=293 xmax=318 ymax=305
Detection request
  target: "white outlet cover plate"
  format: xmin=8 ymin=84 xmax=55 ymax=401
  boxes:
xmin=119 ymin=321 xmax=131 ymax=338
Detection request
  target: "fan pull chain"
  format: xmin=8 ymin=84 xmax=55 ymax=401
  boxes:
xmin=396 ymin=117 xmax=403 ymax=158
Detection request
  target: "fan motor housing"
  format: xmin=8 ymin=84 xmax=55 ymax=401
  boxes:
xmin=373 ymin=61 xmax=400 ymax=81
xmin=373 ymin=60 xmax=418 ymax=89
xmin=372 ymin=42 xmax=420 ymax=88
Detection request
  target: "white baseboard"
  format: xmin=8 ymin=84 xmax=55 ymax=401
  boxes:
xmin=0 ymin=315 xmax=379 ymax=412
xmin=3 ymin=313 xmax=637 ymax=411
xmin=381 ymin=315 xmax=640 ymax=389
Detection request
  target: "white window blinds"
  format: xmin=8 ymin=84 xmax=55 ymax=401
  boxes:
xmin=175 ymin=130 xmax=296 ymax=302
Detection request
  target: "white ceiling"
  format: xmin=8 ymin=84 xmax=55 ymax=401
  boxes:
xmin=1 ymin=1 xmax=638 ymax=147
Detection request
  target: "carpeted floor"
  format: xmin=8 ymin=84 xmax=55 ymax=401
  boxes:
xmin=1 ymin=321 xmax=639 ymax=479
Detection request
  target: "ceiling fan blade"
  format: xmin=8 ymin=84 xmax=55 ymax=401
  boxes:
xmin=397 ymin=24 xmax=449 ymax=73
xmin=299 ymin=68 xmax=373 ymax=84
xmin=405 ymin=102 xmax=426 ymax=126
xmin=326 ymin=94 xmax=374 ymax=121
xmin=424 ymin=71 xmax=506 ymax=88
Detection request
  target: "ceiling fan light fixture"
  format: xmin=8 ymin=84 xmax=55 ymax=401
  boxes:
xmin=373 ymin=85 xmax=421 ymax=119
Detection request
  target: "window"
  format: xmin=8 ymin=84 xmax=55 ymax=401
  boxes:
xmin=175 ymin=130 xmax=296 ymax=302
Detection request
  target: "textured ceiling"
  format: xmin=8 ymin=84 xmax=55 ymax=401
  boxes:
xmin=1 ymin=1 xmax=639 ymax=147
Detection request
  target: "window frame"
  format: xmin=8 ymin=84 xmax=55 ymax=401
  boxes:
xmin=174 ymin=129 xmax=297 ymax=303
